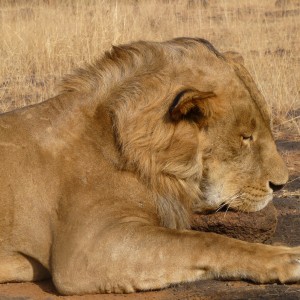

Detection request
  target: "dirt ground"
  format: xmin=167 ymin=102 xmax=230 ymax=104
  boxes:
xmin=0 ymin=138 xmax=299 ymax=300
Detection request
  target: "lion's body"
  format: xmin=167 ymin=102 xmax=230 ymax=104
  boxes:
xmin=0 ymin=38 xmax=299 ymax=295
xmin=0 ymin=94 xmax=157 ymax=266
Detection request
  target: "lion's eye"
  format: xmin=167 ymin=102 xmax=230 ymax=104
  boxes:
xmin=241 ymin=135 xmax=253 ymax=142
xmin=242 ymin=135 xmax=253 ymax=140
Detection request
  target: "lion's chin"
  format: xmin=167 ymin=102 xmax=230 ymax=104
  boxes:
xmin=231 ymin=195 xmax=273 ymax=213
xmin=193 ymin=194 xmax=273 ymax=215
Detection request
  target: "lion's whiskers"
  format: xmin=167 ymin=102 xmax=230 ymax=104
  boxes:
xmin=215 ymin=191 xmax=242 ymax=215
xmin=224 ymin=195 xmax=240 ymax=217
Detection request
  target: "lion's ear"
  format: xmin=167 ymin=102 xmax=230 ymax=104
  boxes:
xmin=223 ymin=51 xmax=244 ymax=65
xmin=169 ymin=89 xmax=216 ymax=122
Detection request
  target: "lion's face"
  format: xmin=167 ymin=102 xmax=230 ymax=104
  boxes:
xmin=157 ymin=40 xmax=289 ymax=214
xmin=198 ymin=89 xmax=288 ymax=213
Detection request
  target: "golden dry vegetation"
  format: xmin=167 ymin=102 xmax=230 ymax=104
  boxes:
xmin=0 ymin=0 xmax=299 ymax=134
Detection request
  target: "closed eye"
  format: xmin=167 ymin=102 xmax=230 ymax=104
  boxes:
xmin=242 ymin=135 xmax=253 ymax=141
xmin=241 ymin=135 xmax=254 ymax=146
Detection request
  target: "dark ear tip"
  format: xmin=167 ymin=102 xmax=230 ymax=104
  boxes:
xmin=169 ymin=89 xmax=215 ymax=122
xmin=169 ymin=90 xmax=190 ymax=113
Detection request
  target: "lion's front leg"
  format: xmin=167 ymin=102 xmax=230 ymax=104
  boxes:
xmin=51 ymin=223 xmax=300 ymax=295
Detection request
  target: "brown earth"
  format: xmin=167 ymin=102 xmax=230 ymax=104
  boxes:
xmin=0 ymin=140 xmax=299 ymax=299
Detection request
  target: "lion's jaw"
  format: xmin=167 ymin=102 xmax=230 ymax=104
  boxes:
xmin=199 ymin=169 xmax=274 ymax=213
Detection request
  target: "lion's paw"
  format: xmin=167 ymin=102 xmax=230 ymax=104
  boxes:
xmin=257 ymin=246 xmax=300 ymax=283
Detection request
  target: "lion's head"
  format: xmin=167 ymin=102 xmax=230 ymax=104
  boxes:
xmin=61 ymin=37 xmax=288 ymax=229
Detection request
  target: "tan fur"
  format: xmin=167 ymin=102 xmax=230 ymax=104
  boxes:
xmin=0 ymin=38 xmax=299 ymax=295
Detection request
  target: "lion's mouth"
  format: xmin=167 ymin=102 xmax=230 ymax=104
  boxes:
xmin=193 ymin=188 xmax=273 ymax=214
xmin=225 ymin=193 xmax=273 ymax=213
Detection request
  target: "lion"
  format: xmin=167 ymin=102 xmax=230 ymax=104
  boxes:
xmin=0 ymin=37 xmax=299 ymax=295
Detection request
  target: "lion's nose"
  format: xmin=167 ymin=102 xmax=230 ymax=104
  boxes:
xmin=269 ymin=181 xmax=285 ymax=192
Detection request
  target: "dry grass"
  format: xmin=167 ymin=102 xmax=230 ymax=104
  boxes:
xmin=0 ymin=0 xmax=299 ymax=134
